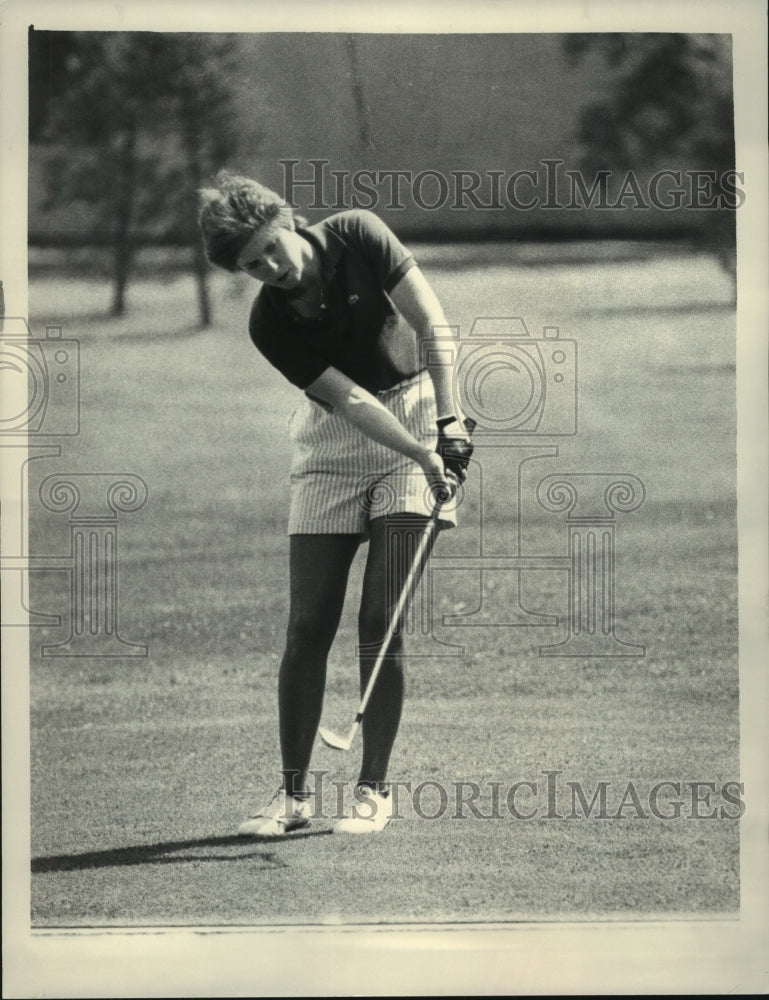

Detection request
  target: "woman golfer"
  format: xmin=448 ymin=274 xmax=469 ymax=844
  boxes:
xmin=199 ymin=171 xmax=473 ymax=835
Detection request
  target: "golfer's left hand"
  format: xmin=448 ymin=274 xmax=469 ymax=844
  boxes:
xmin=418 ymin=449 xmax=458 ymax=502
xmin=436 ymin=416 xmax=476 ymax=482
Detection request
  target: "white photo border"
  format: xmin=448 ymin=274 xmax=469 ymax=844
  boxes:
xmin=2 ymin=0 xmax=767 ymax=996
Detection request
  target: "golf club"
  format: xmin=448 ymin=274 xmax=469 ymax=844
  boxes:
xmin=318 ymin=485 xmax=451 ymax=751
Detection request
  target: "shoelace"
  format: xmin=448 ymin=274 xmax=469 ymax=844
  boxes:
xmin=248 ymin=791 xmax=286 ymax=820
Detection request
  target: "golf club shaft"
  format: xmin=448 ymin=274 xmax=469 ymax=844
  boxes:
xmin=348 ymin=496 xmax=445 ymax=735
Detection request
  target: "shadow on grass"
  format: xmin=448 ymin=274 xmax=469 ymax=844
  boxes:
xmin=573 ymin=301 xmax=734 ymax=317
xmin=111 ymin=324 xmax=212 ymax=343
xmin=30 ymin=312 xmax=211 ymax=342
xmin=32 ymin=829 xmax=331 ymax=873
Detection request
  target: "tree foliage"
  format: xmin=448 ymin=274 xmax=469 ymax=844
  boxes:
xmin=565 ymin=34 xmax=736 ymax=271
xmin=564 ymin=33 xmax=734 ymax=172
xmin=38 ymin=32 xmax=241 ymax=321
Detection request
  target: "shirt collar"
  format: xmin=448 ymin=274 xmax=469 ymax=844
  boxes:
xmin=261 ymin=218 xmax=346 ymax=321
xmin=298 ymin=219 xmax=346 ymax=280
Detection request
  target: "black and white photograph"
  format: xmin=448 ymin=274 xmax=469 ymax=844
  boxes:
xmin=2 ymin=0 xmax=767 ymax=996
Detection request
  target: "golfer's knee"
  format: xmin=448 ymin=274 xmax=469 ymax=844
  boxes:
xmin=358 ymin=613 xmax=404 ymax=656
xmin=285 ymin=613 xmax=336 ymax=661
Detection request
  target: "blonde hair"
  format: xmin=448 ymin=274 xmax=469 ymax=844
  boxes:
xmin=198 ymin=170 xmax=299 ymax=272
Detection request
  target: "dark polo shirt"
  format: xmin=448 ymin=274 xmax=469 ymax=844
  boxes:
xmin=249 ymin=210 xmax=421 ymax=394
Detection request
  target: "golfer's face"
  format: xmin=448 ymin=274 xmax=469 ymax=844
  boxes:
xmin=237 ymin=222 xmax=306 ymax=288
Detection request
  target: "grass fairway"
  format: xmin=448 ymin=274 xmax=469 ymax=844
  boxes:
xmin=25 ymin=243 xmax=739 ymax=926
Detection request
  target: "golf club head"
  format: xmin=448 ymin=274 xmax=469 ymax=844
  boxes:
xmin=318 ymin=726 xmax=352 ymax=751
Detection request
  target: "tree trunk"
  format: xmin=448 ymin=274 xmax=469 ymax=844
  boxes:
xmin=111 ymin=246 xmax=132 ymax=318
xmin=110 ymin=123 xmax=137 ymax=317
xmin=193 ymin=234 xmax=212 ymax=328
xmin=181 ymin=123 xmax=212 ymax=328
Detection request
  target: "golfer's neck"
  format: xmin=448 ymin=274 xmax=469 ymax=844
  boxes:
xmin=297 ymin=239 xmax=323 ymax=293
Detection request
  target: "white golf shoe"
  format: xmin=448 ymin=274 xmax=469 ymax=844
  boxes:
xmin=333 ymin=785 xmax=395 ymax=835
xmin=237 ymin=789 xmax=312 ymax=837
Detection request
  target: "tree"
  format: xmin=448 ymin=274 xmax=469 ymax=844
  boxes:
xmin=38 ymin=31 xmax=240 ymax=323
xmin=564 ymin=34 xmax=736 ymax=277
xmin=28 ymin=29 xmax=79 ymax=142
xmin=149 ymin=35 xmax=241 ymax=328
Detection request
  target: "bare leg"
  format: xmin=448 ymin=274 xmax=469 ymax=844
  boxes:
xmin=356 ymin=513 xmax=434 ymax=790
xmin=279 ymin=533 xmax=360 ymax=797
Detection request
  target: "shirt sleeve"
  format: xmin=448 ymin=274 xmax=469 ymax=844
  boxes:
xmin=341 ymin=210 xmax=417 ymax=293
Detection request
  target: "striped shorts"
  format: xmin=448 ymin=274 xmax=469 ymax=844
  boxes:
xmin=287 ymin=369 xmax=458 ymax=537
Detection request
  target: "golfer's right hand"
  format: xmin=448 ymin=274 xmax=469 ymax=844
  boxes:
xmin=419 ymin=450 xmax=458 ymax=502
